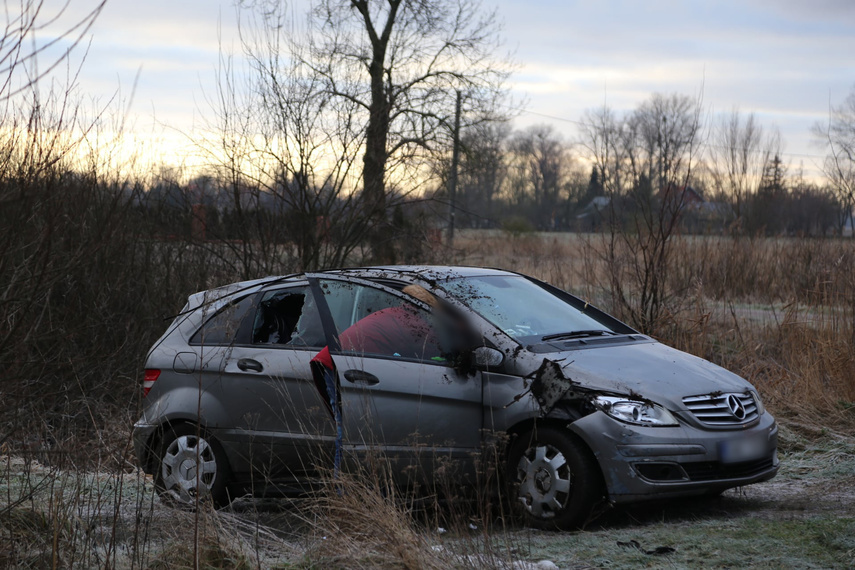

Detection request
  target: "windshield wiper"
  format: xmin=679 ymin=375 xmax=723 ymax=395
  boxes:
xmin=540 ymin=330 xmax=618 ymax=341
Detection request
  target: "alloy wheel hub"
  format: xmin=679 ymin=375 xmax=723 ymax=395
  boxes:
xmin=161 ymin=434 xmax=217 ymax=504
xmin=517 ymin=444 xmax=572 ymax=518
xmin=180 ymin=459 xmax=198 ymax=480
xmin=535 ymin=467 xmax=553 ymax=493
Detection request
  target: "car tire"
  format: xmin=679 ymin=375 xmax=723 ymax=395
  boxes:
xmin=506 ymin=426 xmax=603 ymax=530
xmin=155 ymin=424 xmax=232 ymax=509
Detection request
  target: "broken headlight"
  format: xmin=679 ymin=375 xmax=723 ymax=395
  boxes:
xmin=593 ymin=396 xmax=679 ymax=427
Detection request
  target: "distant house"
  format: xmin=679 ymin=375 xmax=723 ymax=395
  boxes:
xmin=692 ymin=201 xmax=734 ymax=232
xmin=574 ymin=186 xmax=734 ymax=234
xmin=658 ymin=184 xmax=733 ymax=233
xmin=575 ymin=196 xmax=612 ymax=231
xmin=657 ymin=183 xmax=704 ymax=211
xmin=579 ymin=196 xmax=611 ymax=214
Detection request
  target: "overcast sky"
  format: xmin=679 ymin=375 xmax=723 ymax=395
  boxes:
xmin=41 ymin=0 xmax=855 ymax=178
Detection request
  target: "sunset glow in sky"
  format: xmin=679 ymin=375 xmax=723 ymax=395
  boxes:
xmin=39 ymin=0 xmax=855 ymax=178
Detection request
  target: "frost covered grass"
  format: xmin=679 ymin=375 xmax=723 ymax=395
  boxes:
xmin=3 ymin=426 xmax=854 ymax=569
xmin=0 ymin=455 xmax=298 ymax=569
xmin=494 ymin=427 xmax=855 ymax=569
xmin=514 ymin=516 xmax=855 ymax=569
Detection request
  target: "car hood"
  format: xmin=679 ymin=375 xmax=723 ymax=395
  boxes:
xmin=551 ymin=340 xmax=754 ymax=411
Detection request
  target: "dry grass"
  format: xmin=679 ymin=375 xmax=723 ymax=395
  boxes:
xmin=291 ymin=441 xmax=525 ymax=569
xmin=300 ymin=472 xmax=447 ymax=569
xmin=453 ymin=229 xmax=855 ymax=432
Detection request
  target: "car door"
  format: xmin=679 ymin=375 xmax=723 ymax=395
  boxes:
xmin=217 ymin=283 xmax=334 ymax=486
xmin=310 ymin=275 xmax=483 ymax=486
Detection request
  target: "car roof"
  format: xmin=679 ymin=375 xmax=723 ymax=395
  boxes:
xmin=193 ymin=266 xmax=518 ymax=300
xmin=317 ymin=265 xmax=515 ymax=283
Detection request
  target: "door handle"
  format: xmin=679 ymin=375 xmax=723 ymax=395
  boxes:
xmin=237 ymin=358 xmax=264 ymax=373
xmin=343 ymin=369 xmax=380 ymax=386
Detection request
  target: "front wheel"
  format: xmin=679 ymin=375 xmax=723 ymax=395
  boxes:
xmin=506 ymin=426 xmax=604 ymax=529
xmin=155 ymin=424 xmax=231 ymax=508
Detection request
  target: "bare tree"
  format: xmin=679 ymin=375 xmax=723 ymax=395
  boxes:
xmin=303 ymin=0 xmax=513 ymax=259
xmin=433 ymin=120 xmax=509 ymax=229
xmin=0 ymin=0 xmax=107 ymax=102
xmin=578 ymin=93 xmax=704 ymax=334
xmin=578 ymin=104 xmax=628 ymax=196
xmin=813 ymin=85 xmax=855 ymax=235
xmin=707 ymin=109 xmax=779 ymax=219
xmin=505 ymin=125 xmax=570 ymax=230
xmin=0 ymin=0 xmax=109 ymax=366
xmin=196 ymin=5 xmax=378 ymax=274
xmin=461 ymin=121 xmax=508 ymax=228
xmin=624 ymin=93 xmax=703 ymax=190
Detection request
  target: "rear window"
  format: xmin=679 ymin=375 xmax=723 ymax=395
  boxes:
xmin=190 ymin=295 xmax=255 ymax=345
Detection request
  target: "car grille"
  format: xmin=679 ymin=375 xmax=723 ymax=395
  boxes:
xmin=682 ymin=456 xmax=775 ymax=482
xmin=682 ymin=392 xmax=759 ymax=427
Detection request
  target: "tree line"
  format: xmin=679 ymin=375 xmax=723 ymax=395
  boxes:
xmin=438 ymin=92 xmax=853 ymax=237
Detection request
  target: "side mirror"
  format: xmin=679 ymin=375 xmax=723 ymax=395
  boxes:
xmin=473 ymin=346 xmax=504 ymax=369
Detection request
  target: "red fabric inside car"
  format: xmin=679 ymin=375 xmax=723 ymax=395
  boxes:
xmin=338 ymin=305 xmax=442 ymax=360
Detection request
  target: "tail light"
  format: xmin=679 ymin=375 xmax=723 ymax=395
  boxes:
xmin=143 ymin=369 xmax=161 ymax=396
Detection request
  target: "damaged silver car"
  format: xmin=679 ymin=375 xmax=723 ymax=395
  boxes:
xmin=133 ymin=266 xmax=778 ymax=528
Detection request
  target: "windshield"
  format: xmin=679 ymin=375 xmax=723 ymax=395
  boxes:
xmin=442 ymin=275 xmax=615 ymax=344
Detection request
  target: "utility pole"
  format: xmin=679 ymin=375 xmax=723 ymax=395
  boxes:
xmin=447 ymin=90 xmax=462 ymax=247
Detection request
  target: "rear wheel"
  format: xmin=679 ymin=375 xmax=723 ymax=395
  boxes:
xmin=155 ymin=424 xmax=231 ymax=508
xmin=506 ymin=426 xmax=603 ymax=529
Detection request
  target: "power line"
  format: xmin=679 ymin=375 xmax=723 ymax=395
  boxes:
xmin=517 ymin=107 xmax=587 ymax=127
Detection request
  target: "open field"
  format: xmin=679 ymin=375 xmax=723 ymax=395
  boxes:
xmin=4 ymin=229 xmax=855 ymax=568
xmin=3 ymin=424 xmax=854 ymax=568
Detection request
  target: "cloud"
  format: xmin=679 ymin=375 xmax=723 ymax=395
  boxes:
xmin=494 ymin=0 xmax=852 ymax=170
xmin=29 ymin=0 xmax=855 ymax=176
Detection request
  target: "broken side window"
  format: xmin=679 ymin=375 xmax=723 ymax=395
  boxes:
xmin=252 ymin=287 xmax=326 ymax=348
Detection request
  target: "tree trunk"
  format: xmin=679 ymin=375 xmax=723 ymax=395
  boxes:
xmin=354 ymin=0 xmax=401 ymax=263
xmin=364 ymin=55 xmax=392 ymax=260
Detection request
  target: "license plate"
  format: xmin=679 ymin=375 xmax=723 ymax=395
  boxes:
xmin=719 ymin=434 xmax=767 ymax=464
